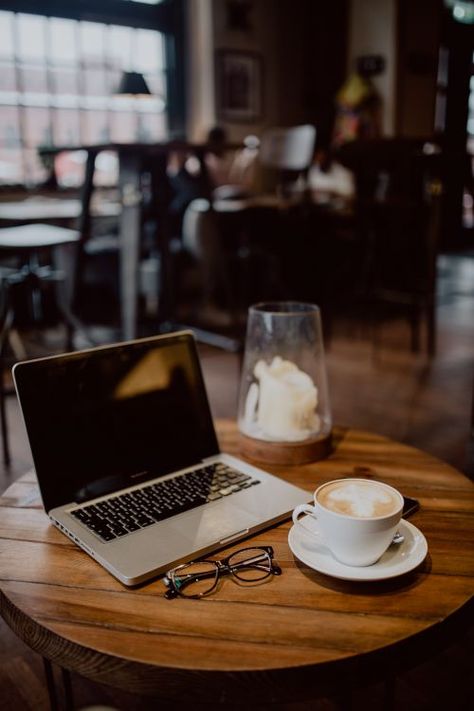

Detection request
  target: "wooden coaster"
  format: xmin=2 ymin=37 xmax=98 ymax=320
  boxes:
xmin=239 ymin=431 xmax=333 ymax=466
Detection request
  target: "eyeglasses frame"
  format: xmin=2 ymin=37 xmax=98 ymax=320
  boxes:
xmin=163 ymin=545 xmax=281 ymax=599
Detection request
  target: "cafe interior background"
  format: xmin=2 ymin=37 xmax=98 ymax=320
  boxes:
xmin=0 ymin=0 xmax=472 ymax=706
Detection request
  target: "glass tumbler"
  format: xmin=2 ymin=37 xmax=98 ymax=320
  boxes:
xmin=238 ymin=302 xmax=332 ymax=464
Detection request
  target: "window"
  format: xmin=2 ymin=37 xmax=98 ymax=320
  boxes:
xmin=0 ymin=11 xmax=167 ymax=186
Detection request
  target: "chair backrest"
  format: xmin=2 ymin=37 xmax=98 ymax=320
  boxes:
xmin=258 ymin=125 xmax=316 ymax=171
xmin=337 ymin=138 xmax=442 ymax=297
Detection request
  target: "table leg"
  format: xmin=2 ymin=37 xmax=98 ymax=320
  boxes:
xmin=42 ymin=658 xmax=74 ymax=711
xmin=43 ymin=657 xmax=59 ymax=711
xmin=119 ymin=152 xmax=142 ymax=342
xmin=383 ymin=675 xmax=396 ymax=710
xmin=53 ymin=243 xmax=86 ymax=350
xmin=0 ymin=363 xmax=10 ymax=467
xmin=61 ymin=666 xmax=74 ymax=711
xmin=73 ymin=149 xmax=96 ymax=317
xmin=333 ymin=690 xmax=353 ymax=709
xmin=0 ymin=292 xmax=14 ymax=468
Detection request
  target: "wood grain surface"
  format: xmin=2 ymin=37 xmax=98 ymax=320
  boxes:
xmin=0 ymin=422 xmax=473 ymax=704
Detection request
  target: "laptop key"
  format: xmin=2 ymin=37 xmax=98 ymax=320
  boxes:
xmin=72 ymin=509 xmax=91 ymax=522
xmin=124 ymin=521 xmax=140 ymax=532
xmin=149 ymin=510 xmax=165 ymax=522
xmin=112 ymin=527 xmax=129 ymax=537
xmin=219 ymin=486 xmax=238 ymax=496
xmin=136 ymin=517 xmax=154 ymax=527
xmin=229 ymin=473 xmax=251 ymax=483
xmin=99 ymin=530 xmax=116 ymax=541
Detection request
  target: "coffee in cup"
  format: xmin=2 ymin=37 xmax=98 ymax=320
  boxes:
xmin=316 ymin=479 xmax=401 ymax=518
xmin=292 ymin=478 xmax=404 ymax=567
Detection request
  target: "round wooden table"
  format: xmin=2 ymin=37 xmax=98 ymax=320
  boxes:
xmin=0 ymin=423 xmax=473 ymax=705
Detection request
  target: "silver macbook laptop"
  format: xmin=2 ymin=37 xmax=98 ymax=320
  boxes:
xmin=13 ymin=331 xmax=309 ymax=586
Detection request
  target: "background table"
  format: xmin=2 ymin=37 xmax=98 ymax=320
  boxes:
xmin=0 ymin=197 xmax=120 ymax=226
xmin=39 ymin=141 xmax=218 ymax=341
xmin=0 ymin=423 xmax=473 ymax=705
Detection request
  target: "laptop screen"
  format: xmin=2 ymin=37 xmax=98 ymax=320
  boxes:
xmin=13 ymin=333 xmax=220 ymax=512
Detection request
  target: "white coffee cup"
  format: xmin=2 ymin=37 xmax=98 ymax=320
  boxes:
xmin=292 ymin=478 xmax=404 ymax=567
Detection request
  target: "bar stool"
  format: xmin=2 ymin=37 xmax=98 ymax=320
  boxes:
xmin=0 ymin=223 xmax=80 ymax=467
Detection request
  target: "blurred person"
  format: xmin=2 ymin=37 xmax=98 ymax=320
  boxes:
xmin=331 ymin=69 xmax=382 ymax=149
xmin=309 ymin=146 xmax=355 ymax=207
xmin=178 ymin=131 xmax=260 ymax=323
xmin=167 ymin=126 xmax=256 ymax=225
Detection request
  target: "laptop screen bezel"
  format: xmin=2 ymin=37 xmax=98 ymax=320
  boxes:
xmin=13 ymin=331 xmax=221 ymax=512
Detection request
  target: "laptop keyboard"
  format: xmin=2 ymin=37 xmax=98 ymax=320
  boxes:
xmin=70 ymin=463 xmax=260 ymax=542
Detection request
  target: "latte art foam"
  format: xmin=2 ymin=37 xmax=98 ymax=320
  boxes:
xmin=317 ymin=480 xmax=400 ymax=518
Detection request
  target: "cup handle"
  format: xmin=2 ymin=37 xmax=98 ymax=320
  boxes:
xmin=292 ymin=504 xmax=320 ymax=537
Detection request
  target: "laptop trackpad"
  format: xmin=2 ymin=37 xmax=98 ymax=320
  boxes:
xmin=169 ymin=501 xmax=258 ymax=548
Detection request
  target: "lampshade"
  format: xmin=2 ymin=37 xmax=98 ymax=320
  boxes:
xmin=115 ymin=71 xmax=152 ymax=96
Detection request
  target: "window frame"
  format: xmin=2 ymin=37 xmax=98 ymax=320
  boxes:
xmin=0 ymin=1 xmax=174 ymax=32
xmin=0 ymin=0 xmax=186 ymax=186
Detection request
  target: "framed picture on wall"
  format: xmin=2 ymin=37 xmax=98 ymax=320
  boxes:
xmin=215 ymin=50 xmax=263 ymax=122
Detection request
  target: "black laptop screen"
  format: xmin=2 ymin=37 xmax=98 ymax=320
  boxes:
xmin=14 ymin=333 xmax=220 ymax=512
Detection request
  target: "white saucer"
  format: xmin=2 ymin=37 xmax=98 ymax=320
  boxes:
xmin=288 ymin=517 xmax=428 ymax=581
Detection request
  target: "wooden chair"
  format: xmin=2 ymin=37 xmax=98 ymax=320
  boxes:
xmin=336 ymin=138 xmax=442 ymax=355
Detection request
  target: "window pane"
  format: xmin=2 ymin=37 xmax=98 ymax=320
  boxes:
xmin=54 ymin=109 xmax=81 ymax=145
xmin=0 ymin=149 xmax=23 ymax=183
xmin=24 ymin=107 xmax=52 ymax=147
xmin=139 ymin=73 xmax=167 ymax=112
xmin=0 ymin=106 xmax=21 ymax=148
xmin=143 ymin=72 xmax=166 ymax=99
xmin=134 ymin=29 xmax=164 ymax=72
xmin=0 ymin=107 xmax=23 ymax=187
xmin=50 ymin=18 xmax=77 ymax=65
xmin=20 ymin=65 xmax=48 ymax=97
xmin=55 ymin=150 xmax=87 ymax=187
xmin=83 ymin=110 xmax=110 ymax=143
xmin=23 ymin=147 xmax=47 ymax=184
xmin=136 ymin=96 xmax=165 ymax=115
xmin=84 ymin=68 xmax=108 ymax=97
xmin=51 ymin=68 xmax=79 ymax=101
xmin=0 ymin=61 xmax=17 ymax=93
xmin=80 ymin=22 xmax=104 ymax=67
xmin=94 ymin=150 xmax=118 ymax=186
xmin=17 ymin=13 xmax=47 ymax=61
xmin=110 ymin=112 xmax=136 ymax=141
xmin=0 ymin=11 xmax=14 ymax=58
xmin=108 ymin=69 xmax=123 ymax=97
xmin=107 ymin=25 xmax=133 ymax=72
xmin=136 ymin=112 xmax=166 ymax=141
xmin=82 ymin=95 xmax=108 ymax=110
xmin=110 ymin=95 xmax=136 ymax=112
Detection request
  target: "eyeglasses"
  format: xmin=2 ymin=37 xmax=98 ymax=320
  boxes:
xmin=163 ymin=546 xmax=281 ymax=599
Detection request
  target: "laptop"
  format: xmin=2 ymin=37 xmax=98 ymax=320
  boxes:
xmin=13 ymin=331 xmax=310 ymax=586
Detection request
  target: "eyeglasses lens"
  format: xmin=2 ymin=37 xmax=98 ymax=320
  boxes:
xmin=228 ymin=548 xmax=272 ymax=582
xmin=171 ymin=560 xmax=218 ymax=598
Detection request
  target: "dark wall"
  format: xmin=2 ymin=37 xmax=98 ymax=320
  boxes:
xmin=275 ymin=0 xmax=349 ymax=144
xmin=396 ymin=0 xmax=442 ymax=137
xmin=440 ymin=6 xmax=473 ymax=247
